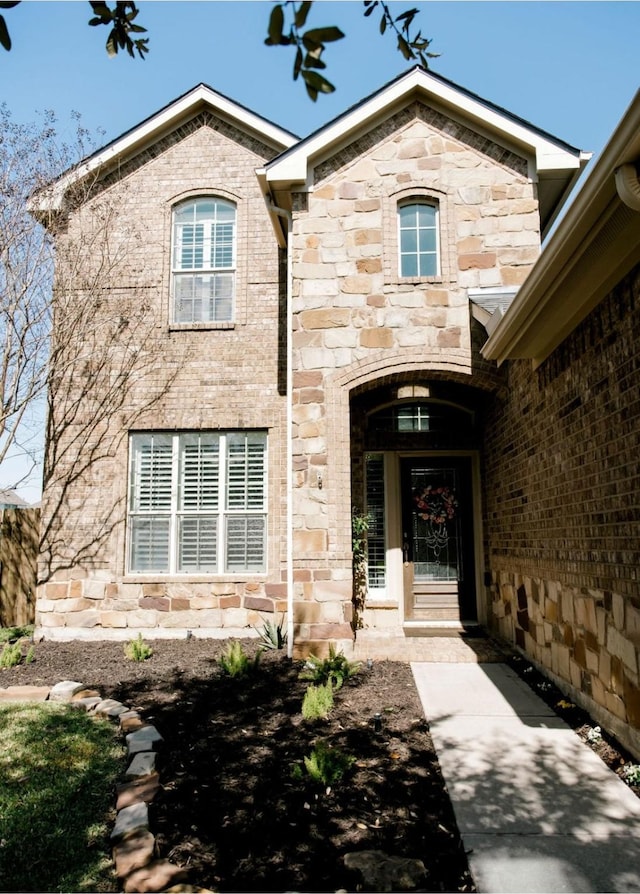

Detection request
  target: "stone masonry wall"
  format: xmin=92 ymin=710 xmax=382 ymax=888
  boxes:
xmin=37 ymin=117 xmax=288 ymax=639
xmin=290 ymin=100 xmax=541 ymax=654
xmin=484 ymin=263 xmax=640 ymax=757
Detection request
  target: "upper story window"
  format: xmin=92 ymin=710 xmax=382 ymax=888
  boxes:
xmin=398 ymin=200 xmax=439 ymax=278
xmin=172 ymin=197 xmax=236 ymax=323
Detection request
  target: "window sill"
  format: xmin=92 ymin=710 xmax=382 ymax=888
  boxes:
xmin=125 ymin=573 xmax=267 ymax=583
xmin=169 ymin=322 xmax=235 ymax=332
xmin=386 ymin=275 xmax=451 ymax=287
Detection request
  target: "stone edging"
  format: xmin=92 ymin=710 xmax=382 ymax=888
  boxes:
xmin=48 ymin=679 xmax=211 ymax=894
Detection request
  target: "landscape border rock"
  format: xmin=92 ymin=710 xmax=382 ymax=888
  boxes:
xmin=48 ymin=678 xmax=213 ymax=893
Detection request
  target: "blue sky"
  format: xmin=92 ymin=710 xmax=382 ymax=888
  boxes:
xmin=2 ymin=1 xmax=639 ymax=501
xmin=5 ymin=1 xmax=639 ymax=158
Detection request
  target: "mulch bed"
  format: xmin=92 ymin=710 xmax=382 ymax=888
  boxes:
xmin=1 ymin=638 xmax=475 ymax=893
xmin=3 ymin=637 xmax=639 ymax=892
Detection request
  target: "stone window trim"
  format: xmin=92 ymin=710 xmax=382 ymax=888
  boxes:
xmin=165 ymin=187 xmax=248 ymax=329
xmin=383 ymin=185 xmax=456 ymax=287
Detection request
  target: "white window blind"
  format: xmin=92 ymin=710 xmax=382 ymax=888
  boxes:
xmin=172 ymin=198 xmax=236 ymax=323
xmin=128 ymin=431 xmax=267 ymax=574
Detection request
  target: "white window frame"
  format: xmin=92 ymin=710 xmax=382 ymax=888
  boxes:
xmin=171 ymin=197 xmax=236 ymax=324
xmin=397 ymin=200 xmax=440 ymax=278
xmin=127 ymin=431 xmax=267 ymax=575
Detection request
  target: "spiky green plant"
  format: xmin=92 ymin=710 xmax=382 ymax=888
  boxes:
xmin=294 ymin=740 xmax=355 ymax=787
xmin=123 ymin=633 xmax=153 ymax=662
xmin=300 ymin=644 xmax=360 ymax=690
xmin=218 ymin=641 xmax=259 ymax=677
xmin=0 ymin=641 xmax=23 ymax=668
xmin=301 ymin=682 xmax=334 ymax=721
xmin=257 ymin=614 xmax=288 ymax=651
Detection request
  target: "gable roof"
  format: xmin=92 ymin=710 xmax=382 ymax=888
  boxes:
xmin=36 ymin=83 xmax=299 ymax=213
xmin=482 ymin=89 xmax=640 ymax=367
xmin=262 ymin=66 xmax=589 ymax=239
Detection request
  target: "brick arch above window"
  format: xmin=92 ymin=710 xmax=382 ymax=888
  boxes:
xmin=383 ymin=185 xmax=456 ymax=286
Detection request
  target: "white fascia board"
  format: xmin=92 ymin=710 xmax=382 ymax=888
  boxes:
xmin=37 ymin=84 xmax=297 ymax=211
xmin=266 ymin=68 xmax=582 ymax=187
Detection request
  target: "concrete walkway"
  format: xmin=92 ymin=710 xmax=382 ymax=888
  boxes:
xmin=412 ymin=662 xmax=640 ymax=893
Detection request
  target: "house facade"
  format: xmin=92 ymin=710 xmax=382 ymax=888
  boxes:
xmin=34 ymin=69 xmax=640 ymax=754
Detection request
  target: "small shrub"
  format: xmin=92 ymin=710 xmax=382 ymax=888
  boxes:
xmin=219 ymin=641 xmax=259 ymax=677
xmin=257 ymin=614 xmax=287 ymax=651
xmin=0 ymin=641 xmax=23 ymax=668
xmin=300 ymin=644 xmax=360 ymax=691
xmin=623 ymin=764 xmax=640 ymax=786
xmin=293 ymin=740 xmax=355 ymax=787
xmin=124 ymin=633 xmax=153 ymax=662
xmin=0 ymin=625 xmax=33 ymax=645
xmin=25 ymin=646 xmax=35 ymax=664
xmin=301 ymin=682 xmax=334 ymax=721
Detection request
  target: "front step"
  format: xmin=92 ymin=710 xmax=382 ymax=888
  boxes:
xmin=403 ymin=620 xmax=483 ymax=638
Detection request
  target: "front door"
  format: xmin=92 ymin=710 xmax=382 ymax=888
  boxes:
xmin=401 ymin=457 xmax=476 ymax=622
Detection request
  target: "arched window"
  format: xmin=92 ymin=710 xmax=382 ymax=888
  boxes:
xmin=398 ymin=200 xmax=439 ymax=277
xmin=172 ymin=197 xmax=236 ymax=323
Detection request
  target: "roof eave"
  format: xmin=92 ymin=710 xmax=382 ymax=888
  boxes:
xmin=33 ymin=83 xmax=298 ymax=213
xmin=265 ymin=67 xmax=585 ymax=202
xmin=482 ymin=90 xmax=640 ymax=368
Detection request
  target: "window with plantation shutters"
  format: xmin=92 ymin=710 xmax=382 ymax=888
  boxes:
xmin=172 ymin=198 xmax=236 ymax=323
xmin=128 ymin=431 xmax=267 ymax=574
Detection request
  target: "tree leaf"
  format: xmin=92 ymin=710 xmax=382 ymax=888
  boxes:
xmin=363 ymin=0 xmax=378 ymax=16
xmin=267 ymin=3 xmax=284 ymax=44
xmin=89 ymin=1 xmax=112 ymax=18
xmin=397 ymin=33 xmax=414 ymax=60
xmin=294 ymin=0 xmax=312 ymax=29
xmin=303 ymin=26 xmax=344 ymax=43
xmin=0 ymin=2 xmax=21 ymax=9
xmin=293 ymin=45 xmax=303 ymax=80
xmin=301 ymin=68 xmax=335 ymax=94
xmin=0 ymin=14 xmax=10 ymax=50
xmin=106 ymin=31 xmax=118 ymax=56
xmin=303 ymin=53 xmax=326 ymax=70
xmin=379 ymin=13 xmax=386 ymax=34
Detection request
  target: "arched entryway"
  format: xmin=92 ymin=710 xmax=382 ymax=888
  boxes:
xmin=350 ymin=379 xmax=488 ymax=632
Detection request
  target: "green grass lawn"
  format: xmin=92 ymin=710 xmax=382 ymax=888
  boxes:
xmin=0 ymin=701 xmax=124 ymax=893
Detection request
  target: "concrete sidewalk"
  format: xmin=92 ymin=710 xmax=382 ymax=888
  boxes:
xmin=412 ymin=662 xmax=640 ymax=893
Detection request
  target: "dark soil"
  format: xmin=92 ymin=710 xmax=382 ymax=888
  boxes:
xmin=1 ymin=638 xmax=476 ymax=893
xmin=3 ymin=638 xmax=639 ymax=892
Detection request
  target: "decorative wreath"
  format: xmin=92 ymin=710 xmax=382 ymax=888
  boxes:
xmin=413 ymin=485 xmax=458 ymax=524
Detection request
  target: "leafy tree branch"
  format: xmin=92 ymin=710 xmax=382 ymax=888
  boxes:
xmin=0 ymin=1 xmax=436 ymax=98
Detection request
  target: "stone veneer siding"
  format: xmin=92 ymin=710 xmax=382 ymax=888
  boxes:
xmin=483 ymin=263 xmax=640 ymax=758
xmin=37 ymin=116 xmax=289 ymax=639
xmin=290 ymin=101 xmax=540 ymax=654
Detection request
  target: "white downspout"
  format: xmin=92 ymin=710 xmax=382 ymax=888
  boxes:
xmin=267 ymin=201 xmax=295 ymax=659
